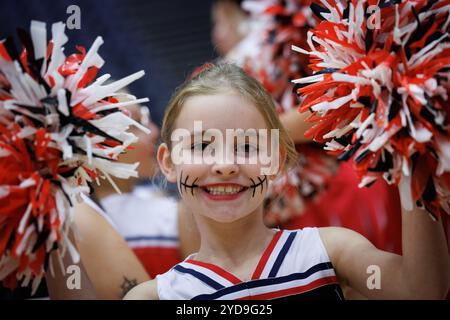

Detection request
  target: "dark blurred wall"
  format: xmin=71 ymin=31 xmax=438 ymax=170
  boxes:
xmin=0 ymin=0 xmax=218 ymax=126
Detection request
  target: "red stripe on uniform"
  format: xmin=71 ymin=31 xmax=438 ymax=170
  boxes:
xmin=186 ymin=259 xmax=242 ymax=285
xmin=251 ymin=230 xmax=283 ymax=280
xmin=133 ymin=247 xmax=181 ymax=279
xmin=238 ymin=276 xmax=338 ymax=300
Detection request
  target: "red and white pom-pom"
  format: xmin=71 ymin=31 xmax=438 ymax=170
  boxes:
xmin=293 ymin=0 xmax=450 ymax=219
xmin=241 ymin=0 xmax=315 ymax=112
xmin=0 ymin=21 xmax=150 ymax=293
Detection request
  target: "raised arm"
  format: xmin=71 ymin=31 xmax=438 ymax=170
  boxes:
xmin=46 ymin=242 xmax=97 ymax=300
xmin=279 ymin=109 xmax=313 ymax=144
xmin=73 ymin=202 xmax=151 ymax=299
xmin=47 ymin=202 xmax=151 ymax=299
xmin=320 ymin=203 xmax=450 ymax=299
xmin=123 ymin=279 xmax=158 ymax=300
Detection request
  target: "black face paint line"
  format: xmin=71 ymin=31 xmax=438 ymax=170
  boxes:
xmin=249 ymin=175 xmax=268 ymax=197
xmin=179 ymin=171 xmax=199 ymax=196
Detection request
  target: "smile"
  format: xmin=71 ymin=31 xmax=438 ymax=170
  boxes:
xmin=202 ymin=184 xmax=247 ymax=195
xmin=178 ymin=171 xmax=267 ymax=199
xmin=199 ymin=183 xmax=248 ymax=201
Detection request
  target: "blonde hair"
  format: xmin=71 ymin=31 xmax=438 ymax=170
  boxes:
xmin=160 ymin=63 xmax=297 ymax=172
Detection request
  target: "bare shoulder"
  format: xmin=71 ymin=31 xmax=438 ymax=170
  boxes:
xmin=318 ymin=226 xmax=370 ymax=245
xmin=317 ymin=227 xmax=377 ymax=297
xmin=318 ymin=227 xmax=375 ymax=263
xmin=123 ymin=279 xmax=159 ymax=300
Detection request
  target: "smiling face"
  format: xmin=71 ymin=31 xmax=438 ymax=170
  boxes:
xmin=158 ymin=91 xmax=274 ymax=223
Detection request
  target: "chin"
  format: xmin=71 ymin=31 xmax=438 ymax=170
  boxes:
xmin=202 ymin=209 xmax=250 ymax=224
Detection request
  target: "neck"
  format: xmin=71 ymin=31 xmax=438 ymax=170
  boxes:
xmin=194 ymin=207 xmax=276 ymax=267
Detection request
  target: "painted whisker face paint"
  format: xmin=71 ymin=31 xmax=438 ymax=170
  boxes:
xmin=179 ymin=171 xmax=199 ymax=196
xmin=178 ymin=172 xmax=268 ymax=200
xmin=249 ymin=175 xmax=268 ymax=197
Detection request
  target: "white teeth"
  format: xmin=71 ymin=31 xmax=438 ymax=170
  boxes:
xmin=205 ymin=186 xmax=243 ymax=195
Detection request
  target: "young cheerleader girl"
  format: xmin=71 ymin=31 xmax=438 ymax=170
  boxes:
xmin=124 ymin=63 xmax=450 ymax=300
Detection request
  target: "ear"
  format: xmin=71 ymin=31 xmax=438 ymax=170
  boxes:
xmin=269 ymin=146 xmax=286 ymax=181
xmin=157 ymin=143 xmax=177 ymax=183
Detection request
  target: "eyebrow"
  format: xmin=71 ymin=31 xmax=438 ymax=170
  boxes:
xmin=189 ymin=130 xmax=207 ymax=136
xmin=187 ymin=130 xmax=258 ymax=144
xmin=188 ymin=130 xmax=212 ymax=144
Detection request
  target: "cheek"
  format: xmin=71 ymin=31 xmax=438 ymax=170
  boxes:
xmin=240 ymin=164 xmax=264 ymax=180
xmin=118 ymin=145 xmax=141 ymax=164
xmin=176 ymin=164 xmax=208 ymax=189
xmin=137 ymin=132 xmax=153 ymax=149
xmin=177 ymin=164 xmax=206 ymax=176
xmin=241 ymin=165 xmax=269 ymax=200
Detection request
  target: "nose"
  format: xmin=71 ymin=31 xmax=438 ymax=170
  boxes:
xmin=211 ymin=162 xmax=239 ymax=178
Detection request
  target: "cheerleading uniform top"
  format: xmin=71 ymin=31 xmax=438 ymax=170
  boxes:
xmin=155 ymin=227 xmax=344 ymax=300
xmin=82 ymin=186 xmax=182 ymax=278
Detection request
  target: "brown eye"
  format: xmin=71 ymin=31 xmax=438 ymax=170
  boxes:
xmin=236 ymin=143 xmax=258 ymax=154
xmin=191 ymin=142 xmax=210 ymax=151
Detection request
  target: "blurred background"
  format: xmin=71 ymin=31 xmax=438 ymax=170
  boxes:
xmin=0 ymin=0 xmax=219 ymax=298
xmin=1 ymin=0 xmax=449 ymax=301
xmin=0 ymin=0 xmax=217 ymax=127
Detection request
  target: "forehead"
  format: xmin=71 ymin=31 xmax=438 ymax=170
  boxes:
xmin=174 ymin=93 xmax=267 ymax=132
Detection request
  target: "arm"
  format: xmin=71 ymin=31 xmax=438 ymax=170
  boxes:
xmin=279 ymin=109 xmax=313 ymax=144
xmin=123 ymin=279 xmax=158 ymax=300
xmin=320 ymin=203 xmax=450 ymax=299
xmin=73 ymin=202 xmax=150 ymax=299
xmin=46 ymin=243 xmax=97 ymax=300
